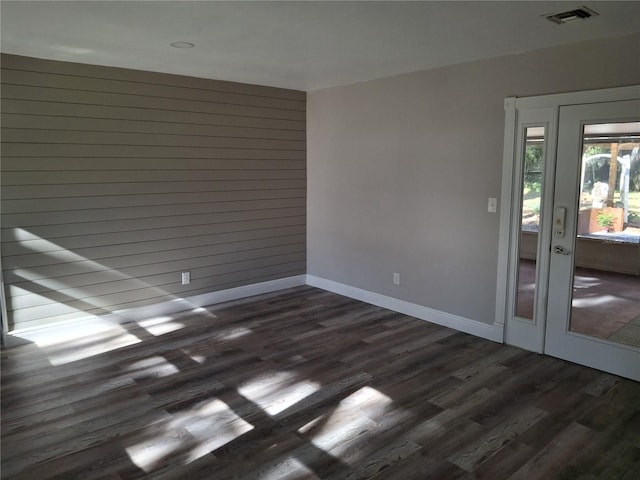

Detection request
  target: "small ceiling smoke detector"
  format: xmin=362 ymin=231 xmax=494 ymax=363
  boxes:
xmin=545 ymin=6 xmax=598 ymax=24
xmin=170 ymin=41 xmax=195 ymax=49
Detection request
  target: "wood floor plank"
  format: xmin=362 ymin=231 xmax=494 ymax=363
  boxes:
xmin=447 ymin=404 xmax=546 ymax=471
xmin=2 ymin=286 xmax=639 ymax=479
xmin=507 ymin=422 xmax=596 ymax=480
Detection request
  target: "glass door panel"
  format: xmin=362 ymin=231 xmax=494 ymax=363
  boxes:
xmin=570 ymin=122 xmax=640 ymax=347
xmin=515 ymin=127 xmax=545 ymax=320
xmin=504 ymin=106 xmax=554 ymax=354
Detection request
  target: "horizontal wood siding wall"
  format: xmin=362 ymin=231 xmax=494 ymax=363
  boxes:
xmin=1 ymin=54 xmax=306 ymax=331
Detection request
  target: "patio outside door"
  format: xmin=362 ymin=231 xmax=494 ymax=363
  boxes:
xmin=544 ymin=100 xmax=640 ymax=380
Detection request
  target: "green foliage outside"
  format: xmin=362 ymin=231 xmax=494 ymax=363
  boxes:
xmin=524 ymin=144 xmax=543 ymax=193
xmin=520 ymin=141 xmax=640 ymax=229
xmin=596 ymin=211 xmax=616 ymax=230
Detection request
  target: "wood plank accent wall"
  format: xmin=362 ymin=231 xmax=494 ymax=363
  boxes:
xmin=0 ymin=54 xmax=306 ymax=331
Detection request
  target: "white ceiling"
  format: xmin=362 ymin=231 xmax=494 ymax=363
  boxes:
xmin=1 ymin=1 xmax=639 ymax=92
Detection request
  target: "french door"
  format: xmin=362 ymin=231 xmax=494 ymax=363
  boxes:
xmin=499 ymin=87 xmax=640 ymax=381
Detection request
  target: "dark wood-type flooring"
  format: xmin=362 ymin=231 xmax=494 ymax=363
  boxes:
xmin=2 ymin=286 xmax=639 ymax=479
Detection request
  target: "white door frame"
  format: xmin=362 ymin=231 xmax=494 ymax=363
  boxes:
xmin=496 ymin=105 xmax=558 ymax=353
xmin=496 ymin=85 xmax=640 ymax=355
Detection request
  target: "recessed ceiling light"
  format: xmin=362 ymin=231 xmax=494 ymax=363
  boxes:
xmin=170 ymin=42 xmax=195 ymax=49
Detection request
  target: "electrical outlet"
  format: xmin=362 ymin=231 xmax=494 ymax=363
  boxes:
xmin=181 ymin=271 xmax=190 ymax=285
xmin=393 ymin=272 xmax=400 ymax=285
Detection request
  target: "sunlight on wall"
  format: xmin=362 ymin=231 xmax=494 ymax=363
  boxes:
xmin=238 ymin=371 xmax=320 ymax=416
xmin=5 ymin=228 xmax=189 ymax=329
xmin=10 ymin=268 xmax=130 ymax=294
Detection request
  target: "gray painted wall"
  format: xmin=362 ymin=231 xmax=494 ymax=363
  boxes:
xmin=307 ymin=33 xmax=640 ymax=325
xmin=1 ymin=54 xmax=306 ymax=331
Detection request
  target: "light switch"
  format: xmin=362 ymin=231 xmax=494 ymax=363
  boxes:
xmin=488 ymin=197 xmax=497 ymax=213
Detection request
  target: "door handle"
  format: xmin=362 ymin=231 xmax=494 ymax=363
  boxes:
xmin=553 ymin=245 xmax=571 ymax=255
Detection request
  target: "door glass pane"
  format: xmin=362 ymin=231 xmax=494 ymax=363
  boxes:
xmin=515 ymin=127 xmax=544 ymax=319
xmin=570 ymin=122 xmax=640 ymax=347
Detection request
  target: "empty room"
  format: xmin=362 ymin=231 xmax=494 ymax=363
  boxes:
xmin=1 ymin=1 xmax=639 ymax=479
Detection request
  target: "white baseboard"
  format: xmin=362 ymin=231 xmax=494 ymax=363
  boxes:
xmin=9 ymin=275 xmax=307 ymax=335
xmin=306 ymin=275 xmax=504 ymax=343
xmin=151 ymin=274 xmax=308 ymax=316
xmin=9 ymin=273 xmax=504 ymax=346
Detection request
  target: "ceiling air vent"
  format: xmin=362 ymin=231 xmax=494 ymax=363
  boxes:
xmin=545 ymin=6 xmax=598 ymax=24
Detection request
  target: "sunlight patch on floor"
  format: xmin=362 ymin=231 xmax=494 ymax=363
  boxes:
xmin=219 ymin=326 xmax=253 ymax=340
xmin=181 ymin=398 xmax=254 ymax=454
xmin=573 ymin=294 xmax=620 ymax=307
xmin=125 ymin=356 xmax=180 ymax=379
xmin=138 ymin=316 xmax=185 ymax=336
xmin=298 ymin=386 xmax=392 ymax=462
xmin=250 ymin=457 xmax=319 ymax=480
xmin=189 ymin=306 xmax=217 ymax=317
xmin=125 ymin=397 xmax=255 ymax=472
xmin=573 ymin=275 xmax=603 ymax=287
xmin=187 ymin=354 xmax=207 ymax=364
xmin=238 ymin=371 xmax=320 ymax=416
xmin=15 ymin=317 xmax=141 ymax=365
xmin=125 ymin=424 xmax=192 ymax=473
